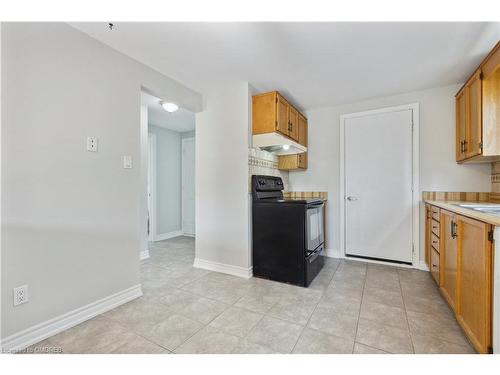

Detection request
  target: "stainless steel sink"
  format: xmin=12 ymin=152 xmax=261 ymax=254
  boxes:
xmin=455 ymin=204 xmax=500 ymax=215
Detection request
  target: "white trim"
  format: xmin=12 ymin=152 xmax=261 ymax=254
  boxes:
xmin=194 ymin=258 xmax=253 ymax=279
xmin=324 ymin=248 xmax=343 ymax=259
xmin=324 ymin=248 xmax=426 ymax=270
xmin=1 ymin=284 xmax=142 ymax=352
xmin=181 ymin=137 xmax=195 ymax=236
xmin=155 ymin=230 xmax=183 ymax=241
xmin=140 ymin=250 xmax=150 ymax=260
xmin=147 ymin=133 xmax=157 ymax=242
xmin=416 ymin=261 xmax=429 ymax=271
xmin=339 ymin=103 xmax=420 ymax=268
xmin=343 ymin=255 xmax=416 ymax=269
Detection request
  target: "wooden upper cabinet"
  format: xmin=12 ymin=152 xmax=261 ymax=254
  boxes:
xmin=278 ymin=152 xmax=307 ymax=170
xmin=276 ymin=93 xmax=290 ymax=136
xmin=440 ymin=210 xmax=458 ymax=311
xmin=456 ymin=89 xmax=467 ymax=161
xmin=456 ymin=42 xmax=500 ymax=163
xmin=289 ymin=105 xmax=299 ymax=142
xmin=298 ymin=114 xmax=308 ymax=147
xmin=465 ymin=70 xmax=483 ymax=159
xmin=456 ymin=216 xmax=492 ymax=353
xmin=252 ymin=91 xmax=308 ymax=143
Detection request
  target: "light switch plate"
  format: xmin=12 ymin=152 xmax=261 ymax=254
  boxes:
xmin=123 ymin=155 xmax=132 ymax=169
xmin=87 ymin=137 xmax=98 ymax=152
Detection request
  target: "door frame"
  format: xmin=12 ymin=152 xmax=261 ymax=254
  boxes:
xmin=181 ymin=137 xmax=195 ymax=237
xmin=339 ymin=103 xmax=420 ymax=268
xmin=148 ymin=133 xmax=157 ymax=242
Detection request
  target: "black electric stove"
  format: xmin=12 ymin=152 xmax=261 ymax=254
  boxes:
xmin=251 ymin=175 xmax=325 ymax=287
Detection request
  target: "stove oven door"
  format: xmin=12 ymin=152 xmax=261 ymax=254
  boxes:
xmin=306 ymin=202 xmax=324 ymax=252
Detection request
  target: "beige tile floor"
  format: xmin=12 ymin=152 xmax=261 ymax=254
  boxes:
xmin=24 ymin=236 xmax=475 ymax=354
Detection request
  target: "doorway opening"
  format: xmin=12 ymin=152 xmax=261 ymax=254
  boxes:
xmin=141 ymin=91 xmax=196 ymax=264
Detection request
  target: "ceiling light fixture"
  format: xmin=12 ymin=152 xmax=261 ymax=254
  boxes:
xmin=282 ymin=145 xmax=290 ymax=150
xmin=160 ymin=101 xmax=179 ymax=113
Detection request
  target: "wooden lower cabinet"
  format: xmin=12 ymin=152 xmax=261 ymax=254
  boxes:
xmin=425 ymin=204 xmax=432 ymax=268
xmin=440 ymin=210 xmax=458 ymax=311
xmin=456 ymin=216 xmax=492 ymax=354
xmin=430 ymin=248 xmax=440 ymax=284
xmin=426 ymin=204 xmax=494 ymax=353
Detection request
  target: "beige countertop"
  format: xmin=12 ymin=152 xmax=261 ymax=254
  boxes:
xmin=424 ymin=199 xmax=500 ymax=226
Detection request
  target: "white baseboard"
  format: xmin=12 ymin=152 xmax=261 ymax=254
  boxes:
xmin=415 ymin=260 xmax=429 ymax=271
xmin=324 ymin=248 xmax=344 ymax=258
xmin=323 ymin=248 xmax=427 ymax=271
xmin=155 ymin=230 xmax=183 ymax=241
xmin=140 ymin=250 xmax=150 ymax=260
xmin=182 ymin=233 xmax=195 ymax=238
xmin=1 ymin=284 xmax=142 ymax=352
xmin=194 ymin=258 xmax=253 ymax=279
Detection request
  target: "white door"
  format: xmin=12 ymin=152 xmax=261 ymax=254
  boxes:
xmin=182 ymin=138 xmax=195 ymax=236
xmin=344 ymin=109 xmax=413 ymax=263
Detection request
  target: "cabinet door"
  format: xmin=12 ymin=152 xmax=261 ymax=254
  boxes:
xmin=440 ymin=210 xmax=458 ymax=311
xmin=298 ymin=153 xmax=307 ymax=169
xmin=465 ymin=70 xmax=482 ymax=159
xmin=457 ymin=216 xmax=492 ymax=353
xmin=430 ymin=248 xmax=440 ymax=284
xmin=298 ymin=114 xmax=308 ymax=147
xmin=456 ymin=90 xmax=467 ymax=161
xmin=276 ymin=93 xmax=290 ymax=136
xmin=425 ymin=204 xmax=432 ymax=268
xmin=289 ymin=106 xmax=299 ymax=141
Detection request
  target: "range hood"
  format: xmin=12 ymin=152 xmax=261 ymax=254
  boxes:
xmin=252 ymin=132 xmax=307 ymax=155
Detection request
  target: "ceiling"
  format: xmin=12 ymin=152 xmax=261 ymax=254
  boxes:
xmin=141 ymin=92 xmax=195 ymax=132
xmin=71 ymin=22 xmax=499 ymax=110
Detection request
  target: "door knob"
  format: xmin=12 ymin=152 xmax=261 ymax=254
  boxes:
xmin=346 ymin=196 xmax=358 ymax=201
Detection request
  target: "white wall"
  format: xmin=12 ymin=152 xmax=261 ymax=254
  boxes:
xmin=195 ymin=82 xmax=252 ymax=274
xmin=289 ymin=84 xmax=492 ymax=261
xmin=1 ymin=23 xmax=201 ymax=340
xmin=148 ymin=125 xmax=182 ymax=235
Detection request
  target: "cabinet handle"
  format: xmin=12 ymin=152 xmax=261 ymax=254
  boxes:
xmin=463 ymin=140 xmax=468 ymax=152
xmin=460 ymin=140 xmax=464 ymax=153
xmin=432 ymin=240 xmax=438 ymax=244
xmin=451 ymin=220 xmax=458 ymax=239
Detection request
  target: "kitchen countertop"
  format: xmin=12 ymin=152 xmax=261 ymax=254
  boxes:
xmin=424 ymin=199 xmax=500 ymax=226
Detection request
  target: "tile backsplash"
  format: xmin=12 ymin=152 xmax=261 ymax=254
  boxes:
xmin=248 ymin=148 xmax=289 ymax=191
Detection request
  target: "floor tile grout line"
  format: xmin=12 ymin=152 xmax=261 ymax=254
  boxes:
xmin=289 ymin=259 xmax=342 ymax=354
xmin=352 ymin=263 xmax=368 ymax=353
xmin=398 ymin=269 xmax=416 ymax=354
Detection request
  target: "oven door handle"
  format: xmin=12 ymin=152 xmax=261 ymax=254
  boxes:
xmin=306 ymin=248 xmax=322 ymax=263
xmin=307 ymin=201 xmax=324 ymax=208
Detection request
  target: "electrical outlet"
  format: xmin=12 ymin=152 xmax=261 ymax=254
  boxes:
xmin=87 ymin=137 xmax=98 ymax=152
xmin=13 ymin=285 xmax=29 ymax=306
xmin=123 ymin=155 xmax=133 ymax=169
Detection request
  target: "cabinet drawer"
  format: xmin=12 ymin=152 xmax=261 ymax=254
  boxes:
xmin=431 ymin=206 xmax=440 ymax=222
xmin=430 ymin=248 xmax=440 ymax=284
xmin=431 ymin=233 xmax=440 ymax=252
xmin=431 ymin=219 xmax=440 ymax=237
